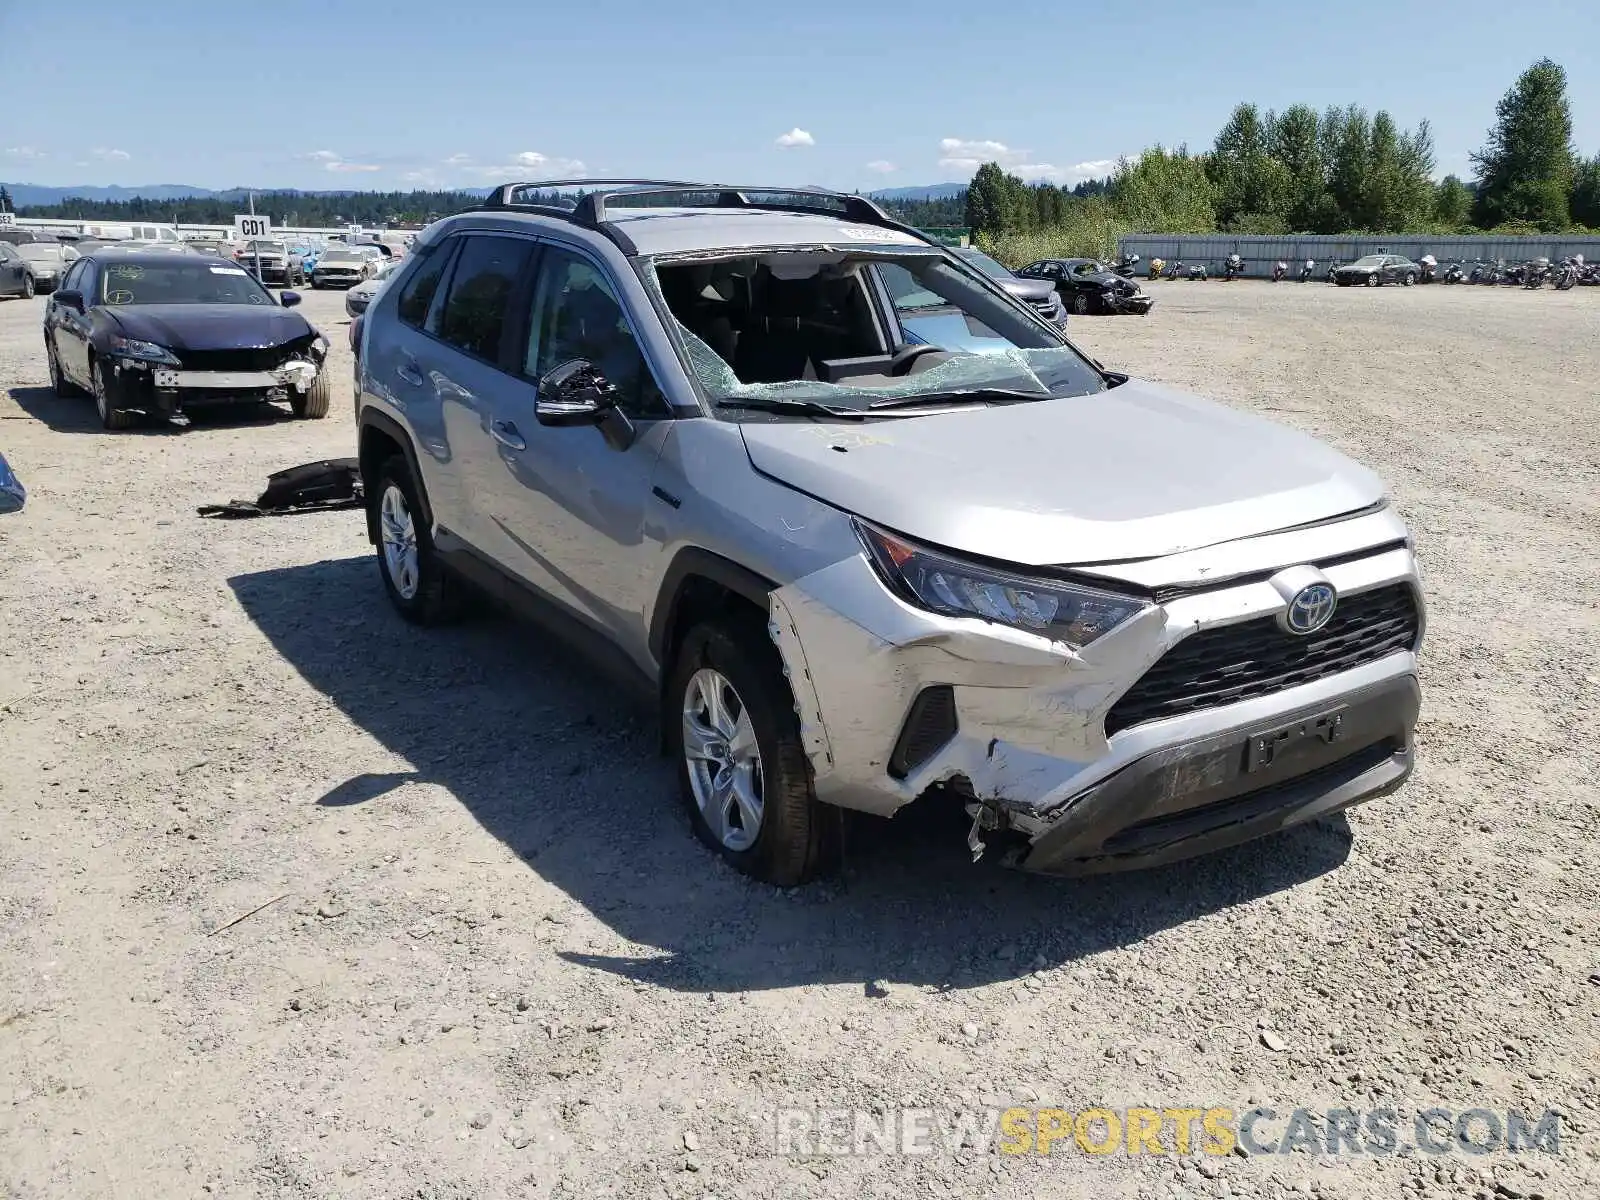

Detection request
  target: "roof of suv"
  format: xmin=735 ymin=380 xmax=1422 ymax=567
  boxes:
xmin=424 ymin=180 xmax=939 ymax=259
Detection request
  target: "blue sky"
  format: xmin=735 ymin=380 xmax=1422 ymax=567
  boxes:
xmin=2 ymin=0 xmax=1596 ymax=192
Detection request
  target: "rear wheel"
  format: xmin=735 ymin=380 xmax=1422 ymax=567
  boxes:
xmin=1365 ymin=273 xmax=1379 ymax=287
xmin=92 ymin=359 xmax=135 ymax=430
xmin=669 ymin=617 xmax=835 ymax=886
xmin=291 ymin=369 xmax=332 ymax=419
xmin=1403 ymin=272 xmax=1416 ymax=286
xmin=372 ymin=454 xmax=457 ymax=624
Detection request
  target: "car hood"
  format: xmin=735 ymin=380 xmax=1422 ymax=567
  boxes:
xmin=104 ymin=304 xmax=314 ymax=351
xmin=996 ymin=277 xmax=1058 ymax=303
xmin=737 ymin=377 xmax=1385 ymax=566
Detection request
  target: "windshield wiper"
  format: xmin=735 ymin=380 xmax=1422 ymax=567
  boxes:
xmin=866 ymin=388 xmax=1049 ymax=411
xmin=715 ymin=396 xmax=868 ymax=421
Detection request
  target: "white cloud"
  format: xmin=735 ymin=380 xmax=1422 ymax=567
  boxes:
xmin=305 ymin=150 xmax=340 ymax=162
xmin=936 ymin=139 xmax=1118 ymax=184
xmin=775 ymin=128 xmax=815 ymax=148
xmin=865 ymin=160 xmax=897 ymax=174
xmin=4 ymin=146 xmax=44 ymax=159
xmin=443 ymin=153 xmax=472 ymax=165
xmin=403 ymin=169 xmax=441 ymax=185
xmin=91 ymin=147 xmax=131 ymax=161
xmin=467 ymin=151 xmax=586 ymax=179
xmin=326 ymin=160 xmax=382 ymax=173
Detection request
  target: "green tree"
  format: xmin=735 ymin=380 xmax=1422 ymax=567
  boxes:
xmin=1569 ymin=153 xmax=1600 ymax=228
xmin=964 ymin=163 xmax=1009 ymax=237
xmin=1207 ymin=103 xmax=1290 ymax=228
xmin=1112 ymin=147 xmax=1216 ymax=232
xmin=1434 ymin=175 xmax=1473 ymax=227
xmin=1471 ymin=57 xmax=1575 ymax=230
xmin=1268 ymin=104 xmax=1329 ymax=230
xmin=1326 ymin=106 xmax=1372 ymax=229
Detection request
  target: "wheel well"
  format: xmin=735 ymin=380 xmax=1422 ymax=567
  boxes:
xmin=358 ymin=423 xmax=405 ymax=544
xmin=655 ymin=570 xmax=775 ymax=754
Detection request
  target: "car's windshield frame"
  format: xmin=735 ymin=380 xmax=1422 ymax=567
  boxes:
xmin=93 ymin=258 xmax=278 ymax=307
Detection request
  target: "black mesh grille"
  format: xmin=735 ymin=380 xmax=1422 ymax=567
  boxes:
xmin=1105 ymin=583 xmax=1420 ymax=737
xmin=888 ymin=686 xmax=958 ymax=779
xmin=177 ymin=343 xmax=305 ymax=372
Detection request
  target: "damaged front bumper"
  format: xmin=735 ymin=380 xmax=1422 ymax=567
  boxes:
xmin=107 ymin=357 xmax=322 ymax=415
xmin=1103 ymin=291 xmax=1154 ymax=314
xmin=767 ymin=519 xmax=1422 ymax=875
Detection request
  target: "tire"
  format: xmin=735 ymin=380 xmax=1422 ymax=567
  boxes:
xmin=372 ymin=453 xmax=457 ymax=625
xmin=669 ymin=616 xmax=835 ymax=886
xmin=47 ymin=338 xmax=81 ymax=398
xmin=1403 ymin=272 xmax=1416 ymax=286
xmin=1071 ymin=291 xmax=1092 ymax=315
xmin=21 ymin=273 xmax=34 ymax=300
xmin=1365 ymin=273 xmax=1379 ymax=287
xmin=291 ymin=368 xmax=332 ymax=419
xmin=91 ymin=358 xmax=135 ymax=430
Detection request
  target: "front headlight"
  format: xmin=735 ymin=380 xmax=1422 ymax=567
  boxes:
xmin=854 ymin=520 xmax=1147 ymax=649
xmin=109 ymin=335 xmax=181 ymax=366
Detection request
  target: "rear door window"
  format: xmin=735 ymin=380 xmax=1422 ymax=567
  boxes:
xmin=434 ymin=235 xmax=536 ymax=364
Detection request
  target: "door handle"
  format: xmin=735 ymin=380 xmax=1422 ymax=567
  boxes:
xmin=396 ymin=361 xmax=424 ymax=386
xmin=490 ymin=419 xmax=526 ymax=451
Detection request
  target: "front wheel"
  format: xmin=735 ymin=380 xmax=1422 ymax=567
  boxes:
xmin=21 ymin=273 xmax=35 ymax=300
xmin=290 ymin=369 xmax=332 ymax=419
xmin=1403 ymin=272 xmax=1416 ymax=286
xmin=92 ymin=359 xmax=136 ymax=430
xmin=372 ymin=454 xmax=457 ymax=624
xmin=47 ymin=338 xmax=81 ymax=398
xmin=670 ymin=618 xmax=835 ymax=886
xmin=1071 ymin=292 xmax=1092 ymax=315
xmin=1365 ymin=274 xmax=1379 ymax=288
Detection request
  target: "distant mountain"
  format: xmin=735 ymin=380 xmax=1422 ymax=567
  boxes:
xmin=1 ymin=182 xmax=496 ymax=207
xmin=868 ymin=182 xmax=968 ymax=201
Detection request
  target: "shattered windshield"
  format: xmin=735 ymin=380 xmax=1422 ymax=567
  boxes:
xmin=647 ymin=249 xmax=1106 ymax=416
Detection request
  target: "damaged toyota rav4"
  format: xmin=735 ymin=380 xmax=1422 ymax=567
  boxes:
xmin=355 ymin=181 xmax=1425 ymax=886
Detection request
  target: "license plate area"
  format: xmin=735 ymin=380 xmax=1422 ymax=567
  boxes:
xmin=1243 ymin=708 xmax=1346 ymax=773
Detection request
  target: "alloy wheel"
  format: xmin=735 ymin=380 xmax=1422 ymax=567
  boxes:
xmin=682 ymin=667 xmax=764 ymax=852
xmin=379 ymin=484 xmax=420 ymax=600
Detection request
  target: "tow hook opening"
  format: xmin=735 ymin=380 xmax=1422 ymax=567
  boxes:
xmin=932 ymin=776 xmax=1030 ymax=866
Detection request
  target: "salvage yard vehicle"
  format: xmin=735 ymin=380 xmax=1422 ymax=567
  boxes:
xmin=353 ymin=179 xmax=1425 ymax=887
xmin=1014 ymin=257 xmax=1154 ymax=315
xmin=42 ymin=251 xmax=332 ymax=429
xmin=345 ymin=259 xmax=400 ymax=318
xmin=954 ymin=247 xmax=1068 ymax=328
xmin=0 ymin=451 xmax=24 ymax=514
xmin=16 ymin=242 xmax=79 ymax=293
xmin=1331 ymin=254 xmax=1420 ymax=287
xmin=311 ymin=246 xmax=378 ymax=288
xmin=0 ymin=242 xmax=39 ymax=299
xmin=237 ymin=239 xmax=307 ymax=286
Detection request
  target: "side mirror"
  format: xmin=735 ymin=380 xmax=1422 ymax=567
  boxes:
xmin=535 ymin=359 xmax=615 ymax=427
xmin=0 ymin=452 xmax=25 ymax=515
xmin=279 ymin=290 xmax=302 ymax=308
xmin=54 ymin=289 xmax=84 ymax=312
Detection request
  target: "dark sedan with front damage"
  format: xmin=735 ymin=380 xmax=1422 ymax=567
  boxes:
xmin=42 ymin=251 xmax=334 ymax=430
xmin=1014 ymin=257 xmax=1154 ymax=315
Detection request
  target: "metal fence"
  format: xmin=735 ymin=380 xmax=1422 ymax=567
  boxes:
xmin=1117 ymin=232 xmax=1600 ymax=275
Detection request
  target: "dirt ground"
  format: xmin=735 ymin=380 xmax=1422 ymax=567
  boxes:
xmin=1 ymin=280 xmax=1597 ymax=1200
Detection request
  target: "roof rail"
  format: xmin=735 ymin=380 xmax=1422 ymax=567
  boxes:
xmin=468 ymin=178 xmax=937 ymax=250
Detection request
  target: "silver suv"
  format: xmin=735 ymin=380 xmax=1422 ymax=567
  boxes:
xmin=353 ymin=180 xmax=1424 ymax=886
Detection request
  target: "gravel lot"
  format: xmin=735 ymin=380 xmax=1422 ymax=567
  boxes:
xmin=2 ymin=281 xmax=1597 ymax=1200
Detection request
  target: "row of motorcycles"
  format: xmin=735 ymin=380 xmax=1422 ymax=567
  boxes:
xmin=1120 ymin=251 xmax=1598 ymax=289
xmin=1440 ymin=257 xmax=1597 ymax=289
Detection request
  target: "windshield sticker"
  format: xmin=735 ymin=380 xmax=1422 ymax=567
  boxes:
xmin=835 ymin=227 xmax=920 ymax=244
xmin=108 ymin=264 xmax=144 ymax=279
xmin=209 ymin=266 xmax=248 ymax=275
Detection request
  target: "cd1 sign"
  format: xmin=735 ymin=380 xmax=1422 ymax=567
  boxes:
xmin=234 ymin=214 xmax=272 ymax=240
